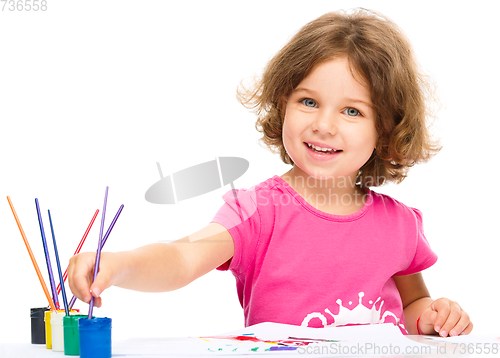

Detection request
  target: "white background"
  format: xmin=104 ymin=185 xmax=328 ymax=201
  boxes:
xmin=1 ymin=0 xmax=499 ymax=344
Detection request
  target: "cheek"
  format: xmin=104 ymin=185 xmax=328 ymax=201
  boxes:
xmin=369 ymin=127 xmax=379 ymax=149
xmin=362 ymin=121 xmax=378 ymax=143
xmin=282 ymin=116 xmax=293 ymax=154
xmin=346 ymin=124 xmax=378 ymax=151
xmin=281 ymin=114 xmax=302 ymax=162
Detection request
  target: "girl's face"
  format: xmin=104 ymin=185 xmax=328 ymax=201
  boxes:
xmin=282 ymin=57 xmax=378 ymax=182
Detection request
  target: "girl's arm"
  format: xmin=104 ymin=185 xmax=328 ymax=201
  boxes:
xmin=394 ymin=273 xmax=473 ymax=336
xmin=68 ymin=223 xmax=234 ymax=307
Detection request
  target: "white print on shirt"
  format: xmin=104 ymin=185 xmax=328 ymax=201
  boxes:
xmin=301 ymin=292 xmax=406 ymax=331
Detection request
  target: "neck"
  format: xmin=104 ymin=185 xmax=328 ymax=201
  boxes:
xmin=280 ymin=166 xmax=367 ymax=214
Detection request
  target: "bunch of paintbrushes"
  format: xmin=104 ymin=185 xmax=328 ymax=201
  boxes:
xmin=7 ymin=186 xmax=122 ymax=356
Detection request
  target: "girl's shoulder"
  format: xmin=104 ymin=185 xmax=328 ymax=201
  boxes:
xmin=219 ymin=175 xmax=282 ymax=206
xmin=368 ymin=189 xmax=424 ymax=220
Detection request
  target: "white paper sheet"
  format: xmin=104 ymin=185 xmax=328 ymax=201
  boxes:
xmin=112 ymin=322 xmax=445 ymax=356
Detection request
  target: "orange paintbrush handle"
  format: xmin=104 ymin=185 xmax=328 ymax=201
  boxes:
xmin=7 ymin=196 xmax=56 ymax=311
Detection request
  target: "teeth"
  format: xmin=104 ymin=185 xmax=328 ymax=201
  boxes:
xmin=307 ymin=143 xmax=337 ymax=152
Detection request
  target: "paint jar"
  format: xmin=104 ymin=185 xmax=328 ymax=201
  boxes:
xmin=44 ymin=309 xmax=81 ymax=349
xmin=63 ymin=315 xmax=87 ymax=356
xmin=51 ymin=311 xmax=65 ymax=352
xmin=78 ymin=317 xmax=112 ymax=358
xmin=44 ymin=310 xmax=53 ymax=349
xmin=30 ymin=307 xmax=49 ymax=344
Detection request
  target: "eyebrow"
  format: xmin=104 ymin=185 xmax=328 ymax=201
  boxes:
xmin=294 ymin=87 xmax=373 ymax=108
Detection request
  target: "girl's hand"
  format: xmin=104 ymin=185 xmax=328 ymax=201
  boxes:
xmin=418 ymin=298 xmax=473 ymax=337
xmin=67 ymin=251 xmax=121 ymax=308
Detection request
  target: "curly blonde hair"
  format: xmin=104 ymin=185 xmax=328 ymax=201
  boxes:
xmin=237 ymin=8 xmax=442 ymax=187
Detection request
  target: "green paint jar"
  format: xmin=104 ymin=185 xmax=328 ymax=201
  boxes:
xmin=63 ymin=314 xmax=87 ymax=355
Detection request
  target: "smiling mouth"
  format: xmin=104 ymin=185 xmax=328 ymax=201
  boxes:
xmin=305 ymin=142 xmax=342 ymax=154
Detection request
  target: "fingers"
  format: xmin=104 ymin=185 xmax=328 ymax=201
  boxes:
xmin=68 ymin=251 xmax=118 ymax=309
xmin=450 ymin=312 xmax=472 ymax=336
xmin=89 ymin=296 xmax=103 ymax=308
xmin=90 ymin=264 xmax=114 ymax=299
xmin=68 ymin=252 xmax=96 ymax=303
xmin=431 ymin=298 xmax=472 ymax=337
xmin=94 ymin=296 xmax=102 ymax=308
xmin=418 ymin=309 xmax=438 ymax=334
xmin=460 ymin=321 xmax=473 ymax=336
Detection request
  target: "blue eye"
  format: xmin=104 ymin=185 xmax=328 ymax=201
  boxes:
xmin=343 ymin=107 xmax=360 ymax=116
xmin=301 ymin=98 xmax=317 ymax=108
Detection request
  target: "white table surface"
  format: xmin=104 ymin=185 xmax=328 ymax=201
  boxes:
xmin=2 ymin=322 xmax=498 ymax=358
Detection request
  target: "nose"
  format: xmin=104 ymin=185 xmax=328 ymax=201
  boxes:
xmin=311 ymin=110 xmax=338 ymax=135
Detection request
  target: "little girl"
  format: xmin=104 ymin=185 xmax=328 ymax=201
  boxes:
xmin=68 ymin=8 xmax=472 ymax=337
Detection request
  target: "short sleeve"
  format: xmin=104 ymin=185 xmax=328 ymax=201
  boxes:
xmin=395 ymin=208 xmax=438 ymax=276
xmin=210 ymin=188 xmax=261 ymax=275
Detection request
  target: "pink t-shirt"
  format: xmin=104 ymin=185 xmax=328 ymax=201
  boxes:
xmin=212 ymin=176 xmax=437 ymax=334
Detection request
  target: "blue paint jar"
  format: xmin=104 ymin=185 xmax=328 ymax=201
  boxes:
xmin=78 ymin=317 xmax=112 ymax=358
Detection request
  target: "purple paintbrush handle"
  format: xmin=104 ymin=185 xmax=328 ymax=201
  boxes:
xmin=101 ymin=204 xmax=124 ymax=247
xmin=69 ymin=296 xmax=77 ymax=310
xmin=68 ymin=204 xmax=124 ymax=310
xmin=88 ymin=187 xmax=109 ymax=319
xmin=35 ymin=198 xmax=59 ymax=309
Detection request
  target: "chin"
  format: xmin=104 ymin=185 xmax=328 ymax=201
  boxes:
xmin=303 ymin=169 xmax=339 ymax=180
